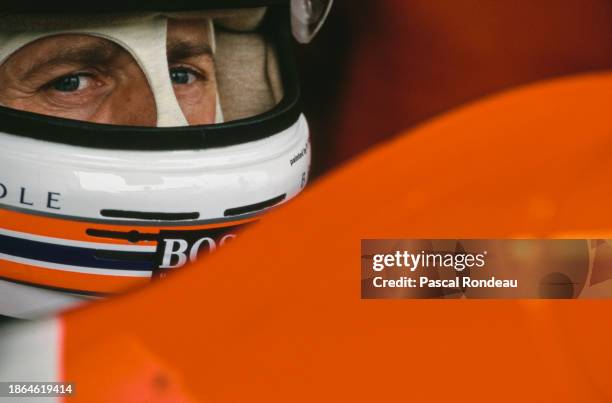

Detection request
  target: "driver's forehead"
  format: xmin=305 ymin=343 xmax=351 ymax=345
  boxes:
xmin=5 ymin=35 xmax=120 ymax=68
xmin=167 ymin=18 xmax=210 ymax=43
xmin=0 ymin=19 xmax=214 ymax=78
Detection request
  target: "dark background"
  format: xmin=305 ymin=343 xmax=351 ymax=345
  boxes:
xmin=297 ymin=0 xmax=612 ymax=178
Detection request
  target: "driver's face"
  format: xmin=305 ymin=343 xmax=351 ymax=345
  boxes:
xmin=0 ymin=18 xmax=217 ymax=126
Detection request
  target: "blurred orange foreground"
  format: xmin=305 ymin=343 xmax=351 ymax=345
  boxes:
xmin=61 ymin=73 xmax=612 ymax=402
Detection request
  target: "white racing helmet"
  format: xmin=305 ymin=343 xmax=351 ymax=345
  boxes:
xmin=0 ymin=0 xmax=332 ymax=318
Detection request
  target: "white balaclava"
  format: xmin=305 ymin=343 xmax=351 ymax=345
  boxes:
xmin=0 ymin=15 xmax=224 ymax=126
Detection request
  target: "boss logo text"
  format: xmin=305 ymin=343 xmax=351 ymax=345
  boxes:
xmin=159 ymin=234 xmax=237 ymax=269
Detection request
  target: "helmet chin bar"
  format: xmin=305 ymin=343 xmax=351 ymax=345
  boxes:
xmin=0 ymin=115 xmax=310 ymax=318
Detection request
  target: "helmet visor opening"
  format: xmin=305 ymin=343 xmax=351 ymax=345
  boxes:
xmin=0 ymin=5 xmax=300 ymax=149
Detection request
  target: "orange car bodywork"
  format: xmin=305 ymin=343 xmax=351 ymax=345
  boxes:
xmin=58 ymin=73 xmax=612 ymax=402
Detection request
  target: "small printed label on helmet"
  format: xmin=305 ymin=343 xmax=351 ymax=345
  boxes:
xmin=289 ymin=144 xmax=308 ymax=167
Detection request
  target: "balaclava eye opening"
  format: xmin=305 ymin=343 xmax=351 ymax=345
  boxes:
xmin=0 ymin=15 xmax=223 ymax=127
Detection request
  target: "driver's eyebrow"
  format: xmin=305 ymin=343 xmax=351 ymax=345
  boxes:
xmin=21 ymin=38 xmax=121 ymax=82
xmin=166 ymin=38 xmax=213 ymax=61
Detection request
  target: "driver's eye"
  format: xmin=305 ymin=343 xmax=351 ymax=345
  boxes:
xmin=170 ymin=68 xmax=196 ymax=85
xmin=51 ymin=74 xmax=89 ymax=92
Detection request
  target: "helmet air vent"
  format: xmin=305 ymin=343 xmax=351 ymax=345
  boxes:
xmin=100 ymin=210 xmax=200 ymax=221
xmin=224 ymin=194 xmax=286 ymax=217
